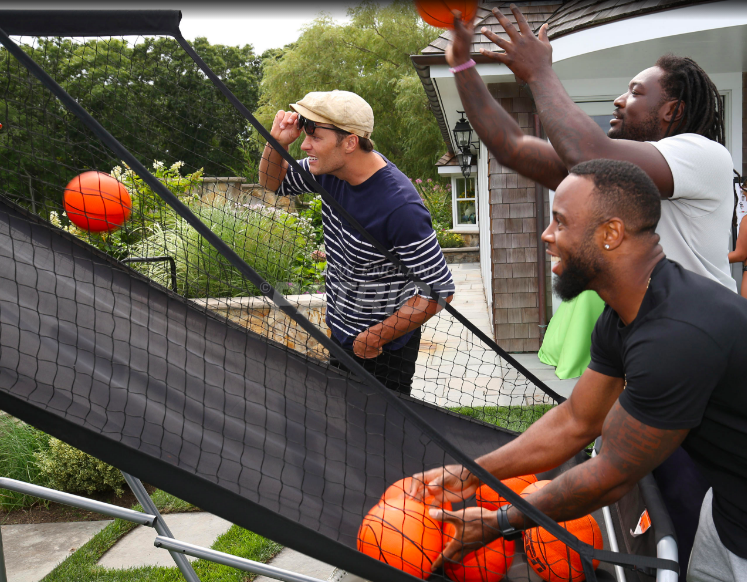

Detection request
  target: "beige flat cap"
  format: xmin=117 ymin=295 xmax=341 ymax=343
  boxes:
xmin=291 ymin=90 xmax=374 ymax=139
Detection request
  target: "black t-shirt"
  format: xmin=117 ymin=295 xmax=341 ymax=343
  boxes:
xmin=589 ymin=259 xmax=747 ymax=559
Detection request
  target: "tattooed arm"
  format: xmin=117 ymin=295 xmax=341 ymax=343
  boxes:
xmin=431 ymin=399 xmax=688 ymax=567
xmin=479 ymin=6 xmax=677 ymax=198
xmin=446 ymin=15 xmax=568 ymax=190
xmin=411 ymin=368 xmax=624 ymax=504
xmin=504 ymin=400 xmax=689 ymax=529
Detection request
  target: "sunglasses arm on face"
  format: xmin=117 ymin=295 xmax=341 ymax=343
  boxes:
xmin=297 ymin=115 xmax=351 ymax=137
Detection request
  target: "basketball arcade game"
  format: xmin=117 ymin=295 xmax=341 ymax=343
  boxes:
xmin=0 ymin=9 xmax=676 ymax=582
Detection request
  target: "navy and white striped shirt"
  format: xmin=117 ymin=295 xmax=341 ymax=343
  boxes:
xmin=278 ymin=156 xmax=455 ymax=351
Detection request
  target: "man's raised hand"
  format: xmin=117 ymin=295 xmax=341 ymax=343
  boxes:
xmin=271 ymin=110 xmax=302 ymax=148
xmin=445 ymin=10 xmax=475 ymax=69
xmin=409 ymin=464 xmax=480 ymax=505
xmin=479 ymin=4 xmax=552 ymax=84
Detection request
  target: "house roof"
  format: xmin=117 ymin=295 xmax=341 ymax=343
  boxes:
xmin=436 ymin=152 xmax=459 ymax=166
xmin=546 ymin=0 xmax=715 ymax=39
xmin=413 ymin=0 xmax=716 ymax=65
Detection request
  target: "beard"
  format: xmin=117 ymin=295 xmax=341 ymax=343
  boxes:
xmin=608 ymin=109 xmax=661 ymax=142
xmin=553 ymin=242 xmax=604 ymax=302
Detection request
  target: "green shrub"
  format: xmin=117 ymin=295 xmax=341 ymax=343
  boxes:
xmin=433 ymin=221 xmax=465 ymax=249
xmin=0 ymin=415 xmax=51 ymax=509
xmin=35 ymin=438 xmax=126 ymax=496
xmin=415 ymin=178 xmax=453 ymax=227
xmin=50 ymin=160 xmax=203 ymax=262
xmin=128 ymin=198 xmax=318 ymax=298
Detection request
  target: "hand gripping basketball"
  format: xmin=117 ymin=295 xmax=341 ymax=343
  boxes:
xmin=409 ymin=464 xmax=480 ymax=505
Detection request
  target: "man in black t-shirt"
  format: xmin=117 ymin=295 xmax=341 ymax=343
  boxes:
xmin=411 ymin=159 xmax=747 ymax=580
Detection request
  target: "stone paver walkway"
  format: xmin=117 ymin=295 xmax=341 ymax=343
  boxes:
xmin=254 ymin=547 xmax=336 ymax=582
xmin=97 ymin=512 xmax=232 ymax=569
xmin=411 ymin=263 xmax=578 ymax=408
xmin=2 ymin=520 xmax=111 ymax=582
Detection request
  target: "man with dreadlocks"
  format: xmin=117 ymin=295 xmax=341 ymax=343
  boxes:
xmin=442 ymin=4 xmax=736 ymax=579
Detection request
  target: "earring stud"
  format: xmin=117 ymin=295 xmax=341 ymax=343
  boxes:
xmin=604 ymin=244 xmax=610 ymax=250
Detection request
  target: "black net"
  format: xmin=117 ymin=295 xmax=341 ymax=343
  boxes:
xmin=0 ymin=12 xmax=676 ymax=582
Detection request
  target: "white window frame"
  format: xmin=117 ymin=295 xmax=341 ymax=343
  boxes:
xmin=450 ymin=175 xmax=478 ymax=232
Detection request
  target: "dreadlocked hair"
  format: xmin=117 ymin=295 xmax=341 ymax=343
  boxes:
xmin=656 ymin=54 xmax=725 ymax=145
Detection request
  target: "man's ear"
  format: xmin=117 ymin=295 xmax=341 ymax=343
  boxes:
xmin=601 ymin=217 xmax=625 ymax=251
xmin=663 ymin=98 xmax=685 ymax=124
xmin=345 ymin=134 xmax=359 ymax=154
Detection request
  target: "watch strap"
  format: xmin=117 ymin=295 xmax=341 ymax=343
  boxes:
xmin=496 ymin=504 xmax=523 ymax=541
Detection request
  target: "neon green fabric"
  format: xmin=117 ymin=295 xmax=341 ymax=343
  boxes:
xmin=538 ymin=290 xmax=606 ymax=379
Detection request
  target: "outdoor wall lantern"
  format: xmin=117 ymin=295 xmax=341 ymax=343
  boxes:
xmin=453 ymin=111 xmax=474 ymax=179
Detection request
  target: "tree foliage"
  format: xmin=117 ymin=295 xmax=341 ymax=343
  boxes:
xmin=257 ymin=0 xmax=447 ymax=179
xmin=0 ymin=36 xmax=261 ymax=215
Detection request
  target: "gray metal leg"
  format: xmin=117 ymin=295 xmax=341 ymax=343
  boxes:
xmin=0 ymin=525 xmax=8 ymax=582
xmin=121 ymin=471 xmax=201 ymax=582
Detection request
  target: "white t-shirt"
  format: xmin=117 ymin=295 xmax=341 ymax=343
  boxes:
xmin=649 ymin=133 xmax=737 ymax=291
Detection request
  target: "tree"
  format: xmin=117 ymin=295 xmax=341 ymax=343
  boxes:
xmin=0 ymin=36 xmax=262 ymax=214
xmin=256 ymin=0 xmax=447 ymax=180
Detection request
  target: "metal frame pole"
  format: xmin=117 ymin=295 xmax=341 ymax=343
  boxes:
xmin=0 ymin=524 xmax=8 ymax=582
xmin=0 ymin=478 xmax=155 ymax=524
xmin=120 ymin=472 xmax=201 ymax=582
xmin=591 ymin=445 xmax=629 ymax=582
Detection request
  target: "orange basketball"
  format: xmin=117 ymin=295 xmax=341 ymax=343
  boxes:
xmin=444 ymin=537 xmax=515 ymax=582
xmin=357 ymin=497 xmax=444 ymax=579
xmin=414 ymin=0 xmax=479 ymax=29
xmin=63 ymin=171 xmax=131 ymax=232
xmin=520 ymin=480 xmax=551 ymax=498
xmin=524 ymin=515 xmax=603 ymax=582
xmin=382 ymin=477 xmax=452 ymax=513
xmin=475 ymin=475 xmax=538 ymax=510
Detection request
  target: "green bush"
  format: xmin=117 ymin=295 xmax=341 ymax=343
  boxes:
xmin=35 ymin=438 xmax=126 ymax=496
xmin=433 ymin=221 xmax=465 ymax=249
xmin=0 ymin=415 xmax=51 ymax=509
xmin=50 ymin=160 xmax=203 ymax=262
xmin=128 ymin=198 xmax=318 ymax=298
xmin=415 ymin=178 xmax=453 ymax=227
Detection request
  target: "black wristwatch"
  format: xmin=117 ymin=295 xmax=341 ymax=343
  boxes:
xmin=496 ymin=504 xmax=523 ymax=541
xmin=743 ymin=264 xmax=747 ymax=272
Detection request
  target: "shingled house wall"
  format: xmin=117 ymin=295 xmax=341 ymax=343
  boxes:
xmin=486 ymin=82 xmax=551 ymax=352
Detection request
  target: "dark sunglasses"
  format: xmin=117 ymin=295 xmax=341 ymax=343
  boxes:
xmin=296 ymin=115 xmax=350 ymax=137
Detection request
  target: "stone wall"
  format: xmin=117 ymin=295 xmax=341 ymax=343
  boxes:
xmin=198 ymin=177 xmax=297 ymax=211
xmin=193 ymin=294 xmax=330 ymax=359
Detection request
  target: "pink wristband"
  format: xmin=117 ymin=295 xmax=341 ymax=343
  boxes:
xmin=449 ymin=59 xmax=476 ymax=74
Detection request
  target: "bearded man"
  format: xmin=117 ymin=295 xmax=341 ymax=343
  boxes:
xmin=412 ymin=160 xmax=747 ymax=582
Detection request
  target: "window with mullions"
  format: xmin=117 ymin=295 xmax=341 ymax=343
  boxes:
xmin=452 ymin=176 xmax=477 ymax=229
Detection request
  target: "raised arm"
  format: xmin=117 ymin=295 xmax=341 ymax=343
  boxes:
xmin=447 ymin=16 xmax=568 ymax=191
xmin=258 ymin=110 xmax=302 ymax=192
xmin=481 ymin=6 xmax=677 ymax=197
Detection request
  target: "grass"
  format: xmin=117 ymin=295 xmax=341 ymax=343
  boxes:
xmin=0 ymin=414 xmax=51 ymax=509
xmin=449 ymin=404 xmax=555 ymax=433
xmin=41 ymin=489 xmax=282 ymax=582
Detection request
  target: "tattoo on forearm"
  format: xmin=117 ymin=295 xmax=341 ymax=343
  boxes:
xmin=511 ymin=401 xmax=688 ymax=527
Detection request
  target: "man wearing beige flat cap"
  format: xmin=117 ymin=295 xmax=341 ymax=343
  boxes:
xmin=259 ymin=90 xmax=455 ymax=395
